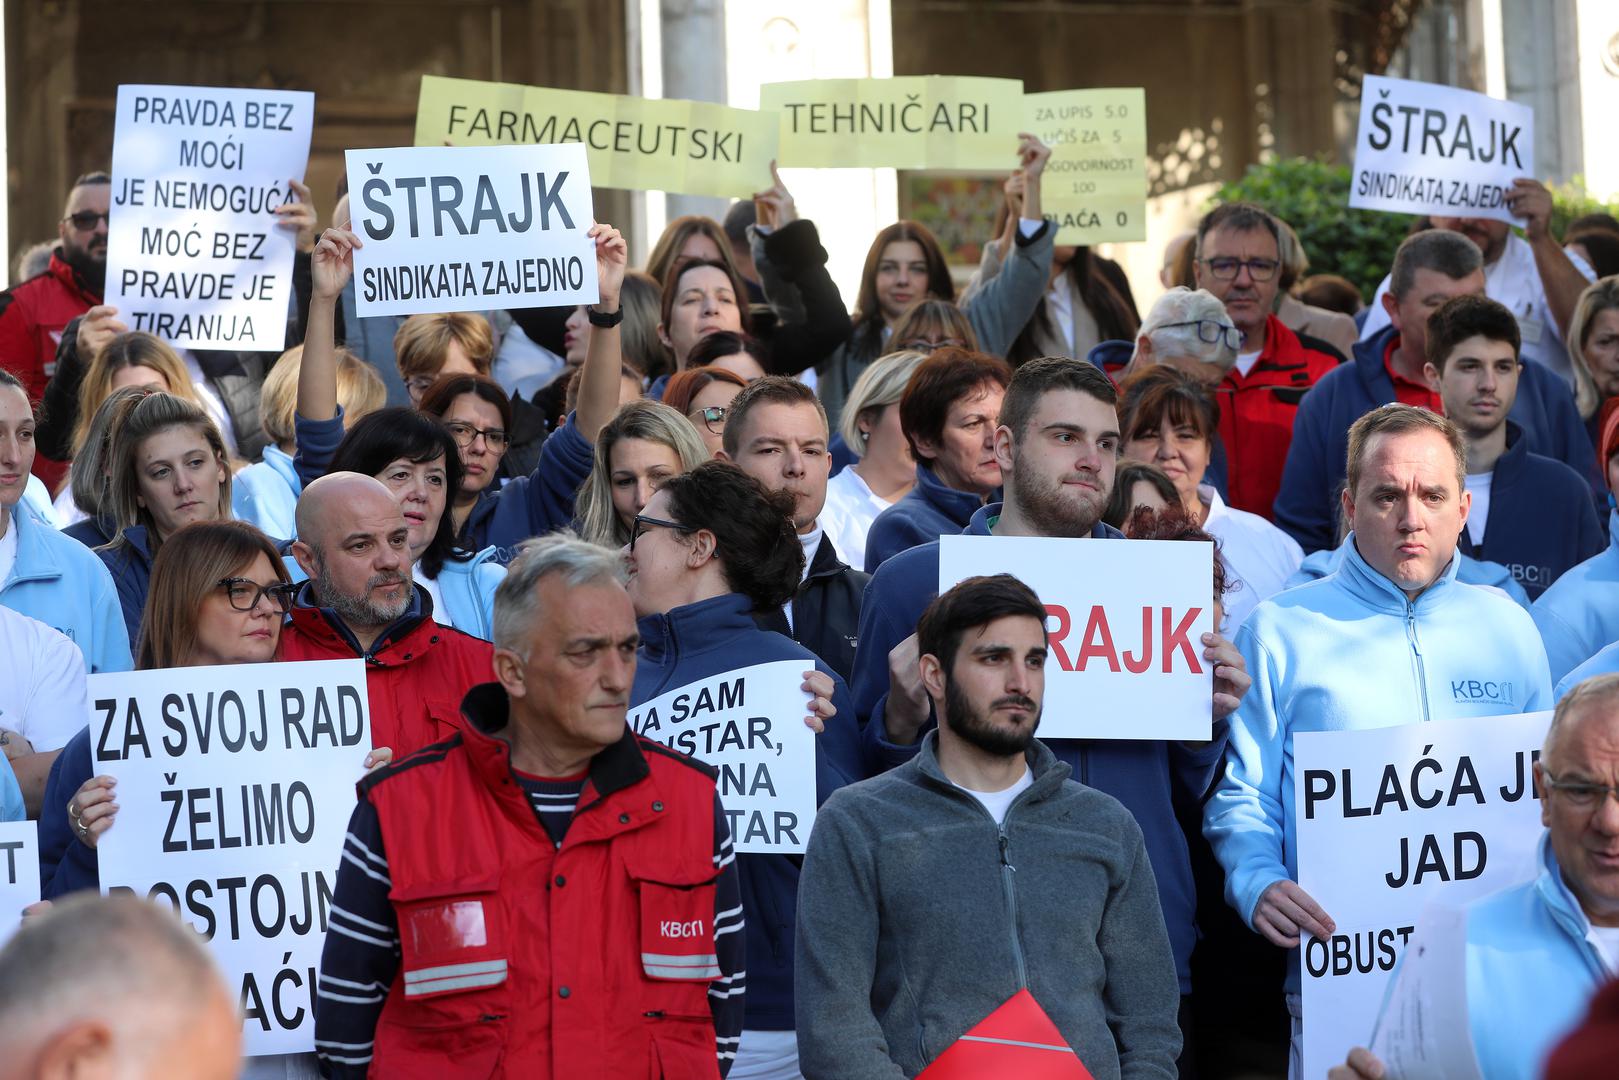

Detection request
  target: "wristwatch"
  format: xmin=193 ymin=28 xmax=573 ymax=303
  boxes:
xmin=587 ymin=304 xmax=624 ymax=329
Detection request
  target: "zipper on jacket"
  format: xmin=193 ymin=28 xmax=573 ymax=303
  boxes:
xmin=1406 ymin=603 xmax=1431 ymax=724
xmin=998 ymin=828 xmax=1029 ymax=988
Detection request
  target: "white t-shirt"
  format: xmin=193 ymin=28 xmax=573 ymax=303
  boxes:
xmin=954 ymin=767 xmax=1034 ymax=826
xmin=0 ymin=512 xmax=18 ymax=589
xmin=1234 ymin=349 xmax=1262 ymax=378
xmin=1200 ymin=486 xmax=1304 ymax=635
xmin=1464 ymin=471 xmax=1493 ymax=547
xmin=1589 ymin=924 xmax=1619 ymax=977
xmin=414 ymin=565 xmax=449 ymax=627
xmin=820 ymin=467 xmax=897 ymax=574
xmin=0 ymin=603 xmax=89 ymax=752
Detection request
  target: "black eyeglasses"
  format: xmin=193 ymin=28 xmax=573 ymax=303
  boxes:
xmin=1200 ymin=256 xmax=1279 ymax=282
xmin=630 ymin=514 xmax=692 ymax=551
xmin=898 ymin=337 xmax=966 ymax=354
xmin=1156 ymin=319 xmax=1245 ymax=352
xmin=444 ymin=420 xmax=510 ymax=451
xmin=216 ymin=578 xmax=298 ymax=613
xmin=689 ymin=406 xmax=726 ymax=435
xmin=1541 ymin=771 xmax=1619 ymax=811
xmin=62 ymin=211 xmax=110 ymax=231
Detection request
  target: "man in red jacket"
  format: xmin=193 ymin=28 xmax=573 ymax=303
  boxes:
xmin=314 ymin=532 xmax=744 ymax=1078
xmin=0 ymin=172 xmax=107 ymax=488
xmin=276 ymin=472 xmax=493 ymax=754
xmin=1194 ymin=202 xmax=1344 ymax=519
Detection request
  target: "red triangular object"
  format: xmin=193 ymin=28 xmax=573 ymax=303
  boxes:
xmin=918 ymin=989 xmax=1095 ymax=1080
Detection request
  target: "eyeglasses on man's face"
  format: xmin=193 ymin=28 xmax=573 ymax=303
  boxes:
xmin=62 ymin=210 xmax=110 ymax=231
xmin=1199 ymin=256 xmax=1280 ymax=283
xmin=216 ymin=578 xmax=298 ymax=613
xmin=1156 ymin=319 xmax=1244 ymax=352
xmin=1542 ymin=771 xmax=1619 ymax=812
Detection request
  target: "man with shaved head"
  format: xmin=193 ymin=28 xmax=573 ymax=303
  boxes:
xmin=279 ymin=472 xmax=494 ymax=752
xmin=1331 ymin=674 xmax=1619 ymax=1080
xmin=0 ymin=893 xmax=241 ymax=1080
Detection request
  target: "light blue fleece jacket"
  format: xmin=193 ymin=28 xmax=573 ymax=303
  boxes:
xmin=231 ymin=445 xmax=301 ymax=541
xmin=1204 ymin=535 xmax=1551 ymax=992
xmin=1285 ymin=538 xmax=1531 ymax=609
xmin=1534 ymin=508 xmax=1619 ymax=684
xmin=0 ymin=504 xmax=132 ymax=673
xmin=282 ymin=545 xmax=505 ymax=642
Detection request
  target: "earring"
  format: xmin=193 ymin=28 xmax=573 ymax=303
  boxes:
xmin=860 ymin=430 xmax=870 ymax=442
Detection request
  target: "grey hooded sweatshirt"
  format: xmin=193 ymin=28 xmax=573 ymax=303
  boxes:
xmin=794 ymin=732 xmax=1181 ymax=1080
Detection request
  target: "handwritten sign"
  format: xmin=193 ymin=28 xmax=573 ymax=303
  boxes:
xmin=1023 ymin=89 xmax=1147 ymax=244
xmin=416 ymin=75 xmax=778 ymax=198
xmin=762 ymin=76 xmax=1023 ymax=170
xmin=345 ymin=143 xmax=598 ymax=318
xmin=1295 ymin=711 xmax=1549 ymax=1080
xmin=938 ymin=536 xmax=1213 ymax=740
xmin=104 ymin=85 xmax=313 ymax=350
xmin=628 ymin=660 xmax=816 ymax=854
xmin=0 ymin=820 xmax=39 ymax=946
xmin=1350 ymin=75 xmax=1534 ymax=225
xmin=92 ymin=659 xmax=371 ymax=1056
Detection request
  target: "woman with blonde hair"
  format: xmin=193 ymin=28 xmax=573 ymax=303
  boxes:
xmin=820 ymin=351 xmax=926 ymax=571
xmin=1565 ymin=275 xmax=1619 ymax=429
xmin=575 ymin=399 xmax=710 ymax=548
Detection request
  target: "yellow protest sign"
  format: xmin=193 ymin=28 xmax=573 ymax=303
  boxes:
xmin=1024 ymin=88 xmax=1147 ymax=245
xmin=415 ymin=75 xmax=778 ymax=199
xmin=761 ymin=76 xmax=1024 ymax=170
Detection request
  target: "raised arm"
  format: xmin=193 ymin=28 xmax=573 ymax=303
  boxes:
xmin=298 ymin=226 xmax=358 ymax=423
xmin=572 ymin=223 xmax=628 ymax=443
xmin=962 ymin=134 xmax=1055 ymax=356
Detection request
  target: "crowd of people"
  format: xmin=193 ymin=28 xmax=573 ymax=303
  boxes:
xmin=1 ymin=134 xmax=1618 ymax=1080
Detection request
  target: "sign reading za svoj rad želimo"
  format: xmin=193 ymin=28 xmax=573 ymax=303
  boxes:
xmin=937 ymin=536 xmax=1214 ymax=741
xmin=104 ymin=85 xmax=314 ymax=350
xmin=91 ymin=659 xmax=372 ymax=1056
xmin=1350 ymin=75 xmax=1534 ymax=225
xmin=346 ymin=142 xmax=600 ymax=318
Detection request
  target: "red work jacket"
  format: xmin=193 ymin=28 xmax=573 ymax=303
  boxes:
xmin=0 ymin=250 xmax=99 ymax=488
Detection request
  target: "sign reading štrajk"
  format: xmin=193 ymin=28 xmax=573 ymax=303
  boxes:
xmin=937 ymin=536 xmax=1213 ymax=740
xmin=762 ymin=76 xmax=1024 ymax=170
xmin=1349 ymin=75 xmax=1533 ymax=225
xmin=345 ymin=143 xmax=599 ymax=318
xmin=1295 ymin=711 xmax=1549 ymax=1080
xmin=1023 ymin=88 xmax=1147 ymax=244
xmin=628 ymin=660 xmax=816 ymax=854
xmin=0 ymin=820 xmax=39 ymax=947
xmin=104 ymin=84 xmax=314 ymax=349
xmin=91 ymin=659 xmax=372 ymax=1056
xmin=415 ymin=75 xmax=778 ymax=198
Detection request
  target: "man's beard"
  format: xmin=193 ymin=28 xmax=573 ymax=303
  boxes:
xmin=59 ymin=239 xmax=106 ymax=295
xmin=312 ymin=560 xmax=412 ymax=629
xmin=943 ymin=675 xmax=1041 ymax=758
xmin=1008 ymin=458 xmax=1107 ymax=537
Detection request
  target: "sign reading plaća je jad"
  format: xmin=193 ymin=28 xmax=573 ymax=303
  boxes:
xmin=0 ymin=820 xmax=39 ymax=947
xmin=91 ymin=659 xmax=372 ymax=1056
xmin=346 ymin=143 xmax=599 ymax=319
xmin=937 ymin=536 xmax=1214 ymax=741
xmin=1349 ymin=75 xmax=1534 ymax=226
xmin=1023 ymin=88 xmax=1148 ymax=245
xmin=104 ymin=85 xmax=314 ymax=350
xmin=628 ymin=660 xmax=816 ymax=854
xmin=1294 ymin=710 xmax=1549 ymax=1080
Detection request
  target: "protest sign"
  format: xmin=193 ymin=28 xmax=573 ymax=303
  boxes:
xmin=762 ymin=76 xmax=1023 ymax=170
xmin=627 ymin=660 xmax=816 ymax=854
xmin=416 ymin=75 xmax=778 ymax=198
xmin=1349 ymin=75 xmax=1533 ymax=225
xmin=345 ymin=143 xmax=598 ymax=318
xmin=0 ymin=820 xmax=39 ymax=946
xmin=1295 ymin=710 xmax=1550 ymax=1080
xmin=91 ymin=659 xmax=371 ymax=1056
xmin=1369 ymin=904 xmax=1484 ymax=1080
xmin=1024 ymin=88 xmax=1147 ymax=245
xmin=104 ymin=85 xmax=313 ymax=350
xmin=937 ymin=536 xmax=1213 ymax=740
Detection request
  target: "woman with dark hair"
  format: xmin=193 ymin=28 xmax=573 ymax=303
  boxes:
xmin=417 ymin=371 xmax=514 ymax=537
xmin=663 ymin=366 xmax=747 ymax=457
xmin=645 ymin=214 xmax=746 ymax=287
xmin=684 ymin=329 xmax=768 ymax=382
xmin=1102 ymin=460 xmax=1180 ymax=531
xmin=657 ymin=256 xmax=752 ymax=372
xmin=620 ymin=459 xmax=860 ymax=1078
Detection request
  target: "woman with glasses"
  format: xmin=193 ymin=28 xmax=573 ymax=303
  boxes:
xmin=575 ymin=399 xmax=709 ymax=548
xmin=664 ymin=366 xmax=747 ymax=457
xmin=620 ymin=460 xmax=860 ymax=1080
xmin=888 ymin=298 xmax=978 ymax=354
xmin=416 ymin=372 xmax=516 ymax=538
xmin=1118 ymin=364 xmax=1302 ymax=634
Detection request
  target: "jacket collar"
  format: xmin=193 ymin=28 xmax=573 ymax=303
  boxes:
xmin=1351 ymin=323 xmax=1401 ymax=402
xmin=4 ymin=504 xmax=64 ymax=585
xmin=1533 ymin=832 xmax=1612 ymax=976
xmin=967 ymin=501 xmax=1126 ymax=540
xmin=262 ymin=445 xmax=302 ymax=495
xmin=1488 ymin=421 xmax=1529 ymax=487
xmin=118 ymin=525 xmax=155 ymax=564
xmin=287 ymin=581 xmax=437 ymax=662
xmin=805 ymin=533 xmax=851 ymax=582
xmin=914 ymin=729 xmax=1072 ymax=804
xmin=913 ymin=461 xmax=987 ymax=527
xmin=48 ymin=249 xmax=101 ymax=303
xmin=636 ymin=593 xmax=757 ymax=667
xmin=1337 ymin=530 xmax=1461 ymax=614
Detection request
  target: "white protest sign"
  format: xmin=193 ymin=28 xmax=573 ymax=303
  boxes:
xmin=346 ymin=143 xmax=599 ymax=318
xmin=1295 ymin=711 xmax=1549 ymax=1080
xmin=628 ymin=660 xmax=816 ymax=854
xmin=938 ymin=536 xmax=1213 ymax=740
xmin=0 ymin=820 xmax=40 ymax=946
xmin=1350 ymin=75 xmax=1533 ymax=225
xmin=105 ymin=85 xmax=314 ymax=349
xmin=91 ymin=659 xmax=371 ymax=1056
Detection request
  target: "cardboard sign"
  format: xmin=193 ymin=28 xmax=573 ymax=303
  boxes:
xmin=762 ymin=76 xmax=1024 ymax=170
xmin=345 ymin=143 xmax=599 ymax=318
xmin=1349 ymin=75 xmax=1534 ymax=225
xmin=416 ymin=75 xmax=778 ymax=198
xmin=0 ymin=820 xmax=39 ymax=946
xmin=91 ymin=659 xmax=372 ymax=1056
xmin=104 ymin=84 xmax=314 ymax=350
xmin=937 ymin=536 xmax=1214 ymax=740
xmin=1024 ymin=89 xmax=1147 ymax=244
xmin=1294 ymin=711 xmax=1549 ymax=1080
xmin=628 ymin=660 xmax=816 ymax=854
